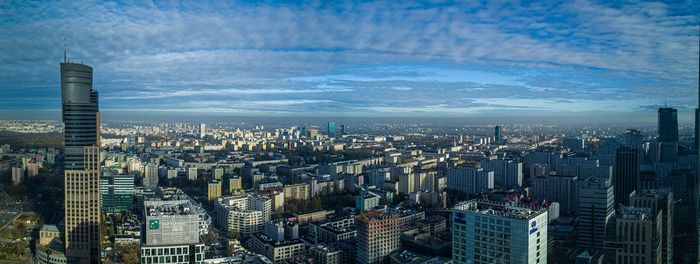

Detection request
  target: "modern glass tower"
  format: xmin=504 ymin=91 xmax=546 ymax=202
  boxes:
xmin=62 ymin=62 xmax=100 ymax=170
xmin=614 ymin=145 xmax=639 ymax=206
xmin=61 ymin=61 xmax=101 ymax=264
xmin=658 ymin=107 xmax=678 ymax=162
xmin=494 ymin=125 xmax=501 ymax=143
xmin=328 ymin=122 xmax=335 ymax=138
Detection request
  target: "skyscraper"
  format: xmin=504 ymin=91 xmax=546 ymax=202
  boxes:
xmin=494 ymin=125 xmax=501 ymax=143
xmin=695 ymin=108 xmax=699 ymax=150
xmin=615 ymin=145 xmax=639 ymax=206
xmin=61 ymin=61 xmax=101 ymax=263
xmin=327 ymin=122 xmax=335 ymax=138
xmin=340 ymin=124 xmax=346 ymax=136
xmin=200 ymin=123 xmax=206 ymax=138
xmin=576 ymin=177 xmax=614 ymax=251
xmin=658 ymin=107 xmax=678 ymax=162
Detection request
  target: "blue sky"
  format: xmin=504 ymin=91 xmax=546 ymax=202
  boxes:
xmin=0 ymin=0 xmax=698 ymax=119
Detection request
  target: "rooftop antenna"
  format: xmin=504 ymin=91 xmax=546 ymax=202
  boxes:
xmin=664 ymin=97 xmax=667 ymax=108
xmin=63 ymin=37 xmax=67 ymax=63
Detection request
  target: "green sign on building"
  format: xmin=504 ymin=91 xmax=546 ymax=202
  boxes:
xmin=149 ymin=219 xmax=159 ymax=229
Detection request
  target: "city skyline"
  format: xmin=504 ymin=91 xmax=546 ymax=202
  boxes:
xmin=1 ymin=0 xmax=698 ymax=119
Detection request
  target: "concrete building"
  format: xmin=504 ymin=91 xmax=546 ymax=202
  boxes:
xmin=215 ymin=194 xmax=272 ymax=236
xmin=532 ymin=174 xmax=577 ymax=215
xmin=11 ymin=166 xmax=22 ymax=185
xmin=144 ymin=163 xmax=159 ymax=188
xmin=576 ymin=177 xmax=614 ymax=250
xmin=479 ymin=158 xmax=523 ymax=187
xmin=208 ymin=180 xmax=222 ymax=201
xmin=446 ymin=166 xmax=494 ymax=195
xmin=614 ymin=207 xmax=662 ymax=264
xmin=284 ymin=183 xmax=310 ymax=200
xmin=452 ymin=200 xmax=548 ymax=264
xmin=356 ymin=211 xmax=402 ymax=264
xmin=630 ymin=189 xmax=673 ymax=264
xmin=141 ymin=199 xmax=207 ymax=264
xmin=229 ymin=177 xmax=242 ymax=193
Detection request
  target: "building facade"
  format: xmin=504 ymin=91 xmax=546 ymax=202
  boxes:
xmin=452 ymin=200 xmax=548 ymax=264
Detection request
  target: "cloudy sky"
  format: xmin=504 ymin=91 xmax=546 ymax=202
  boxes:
xmin=0 ymin=0 xmax=698 ymax=119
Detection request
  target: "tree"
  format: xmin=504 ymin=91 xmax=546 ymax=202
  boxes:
xmin=227 ymin=230 xmax=240 ymax=239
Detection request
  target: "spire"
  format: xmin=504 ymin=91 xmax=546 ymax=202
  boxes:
xmin=63 ymin=37 xmax=67 ymax=63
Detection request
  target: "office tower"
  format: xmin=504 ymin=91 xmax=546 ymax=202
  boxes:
xmin=479 ymin=158 xmax=523 ymax=187
xmin=615 ymin=145 xmax=639 ymax=206
xmin=693 ymin=108 xmax=700 ymax=149
xmin=143 ymin=163 xmax=159 ymax=188
xmin=446 ymin=166 xmax=494 ymax=195
xmin=532 ymin=174 xmax=577 ymax=214
xmin=494 ymin=125 xmax=501 ymax=143
xmin=630 ymin=189 xmax=673 ymax=264
xmin=614 ymin=207 xmax=662 ymax=264
xmin=327 ymin=122 xmax=335 ymax=138
xmin=208 ymin=180 xmax=222 ymax=201
xmin=452 ymin=200 xmax=548 ymax=264
xmin=666 ymin=169 xmax=698 ymax=261
xmin=214 ymin=194 xmax=271 ymax=236
xmin=199 ymin=123 xmax=206 ymax=138
xmin=340 ymin=124 xmax=346 ymax=136
xmin=61 ymin=61 xmax=101 ymax=263
xmin=658 ymin=107 xmax=678 ymax=162
xmin=577 ymin=177 xmax=614 ymax=250
xmin=141 ymin=200 xmax=206 ymax=264
xmin=100 ymin=171 xmax=135 ymax=213
xmin=624 ymin=129 xmax=643 ymax=146
xmin=356 ymin=211 xmax=401 ymax=264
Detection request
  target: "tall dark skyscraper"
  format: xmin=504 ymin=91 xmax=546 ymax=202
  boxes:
xmin=61 ymin=61 xmax=101 ymax=263
xmin=658 ymin=107 xmax=678 ymax=162
xmin=494 ymin=125 xmax=501 ymax=143
xmin=340 ymin=124 xmax=346 ymax=136
xmin=614 ymin=145 xmax=638 ymax=206
xmin=328 ymin=122 xmax=335 ymax=138
xmin=62 ymin=63 xmax=100 ymax=170
xmin=695 ymin=108 xmax=698 ymax=150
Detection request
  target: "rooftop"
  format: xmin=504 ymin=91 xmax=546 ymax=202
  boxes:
xmin=454 ymin=200 xmax=546 ymax=220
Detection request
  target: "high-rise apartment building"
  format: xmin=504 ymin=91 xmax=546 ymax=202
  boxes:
xmin=215 ymin=194 xmax=272 ymax=236
xmin=143 ymin=163 xmax=159 ymax=188
xmin=452 ymin=200 xmax=548 ymax=264
xmin=61 ymin=61 xmax=101 ymax=263
xmin=356 ymin=211 xmax=401 ymax=264
xmin=615 ymin=145 xmax=639 ymax=206
xmin=479 ymin=158 xmax=523 ymax=187
xmin=446 ymin=166 xmax=494 ymax=195
xmin=327 ymin=122 xmax=335 ymax=138
xmin=576 ymin=177 xmax=614 ymax=250
xmin=208 ymin=180 xmax=222 ymax=201
xmin=532 ymin=174 xmax=577 ymax=215
xmin=199 ymin=123 xmax=206 ymax=138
